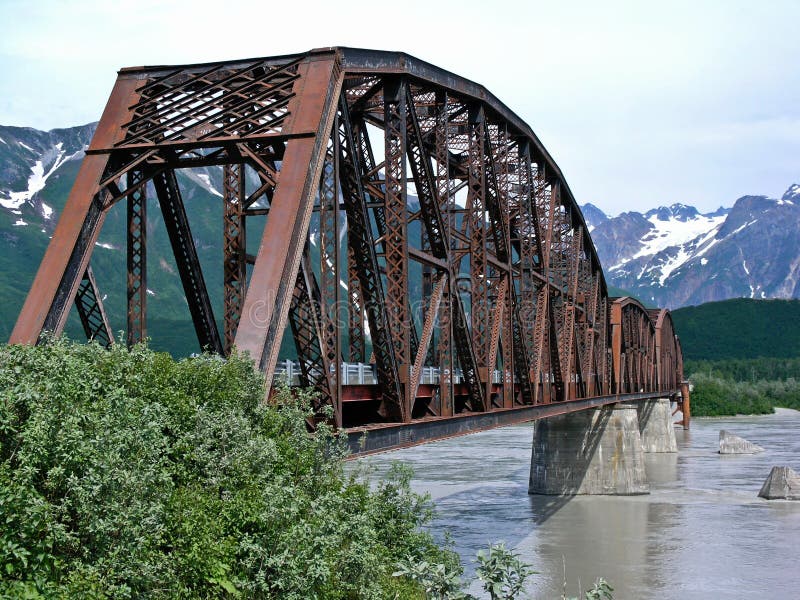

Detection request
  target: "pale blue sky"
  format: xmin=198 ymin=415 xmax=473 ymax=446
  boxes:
xmin=1 ymin=0 xmax=798 ymax=214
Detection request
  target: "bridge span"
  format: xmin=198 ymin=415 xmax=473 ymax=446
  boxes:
xmin=9 ymin=48 xmax=689 ymax=471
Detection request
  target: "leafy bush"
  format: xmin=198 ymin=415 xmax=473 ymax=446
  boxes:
xmin=474 ymin=543 xmax=534 ymax=600
xmin=0 ymin=339 xmax=455 ymax=598
xmin=688 ymin=371 xmax=800 ymax=416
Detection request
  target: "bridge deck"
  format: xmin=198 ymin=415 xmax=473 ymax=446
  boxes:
xmin=345 ymin=391 xmax=678 ymax=456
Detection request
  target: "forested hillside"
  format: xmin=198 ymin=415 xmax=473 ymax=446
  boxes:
xmin=672 ymin=298 xmax=800 ymax=361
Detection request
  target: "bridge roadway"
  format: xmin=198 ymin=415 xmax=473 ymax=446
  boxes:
xmin=9 ymin=47 xmax=688 ymax=461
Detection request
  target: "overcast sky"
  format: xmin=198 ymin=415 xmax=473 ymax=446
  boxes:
xmin=1 ymin=0 xmax=798 ymax=214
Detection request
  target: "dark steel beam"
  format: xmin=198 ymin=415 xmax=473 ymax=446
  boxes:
xmin=223 ymin=163 xmax=247 ymax=354
xmin=153 ymin=169 xmax=223 ymax=354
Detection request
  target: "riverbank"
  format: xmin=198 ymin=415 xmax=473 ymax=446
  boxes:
xmin=688 ymin=371 xmax=800 ymax=416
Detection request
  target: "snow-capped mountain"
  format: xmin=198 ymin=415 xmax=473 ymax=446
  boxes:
xmin=586 ymin=188 xmax=800 ymax=308
xmin=0 ymin=123 xmax=95 ymax=228
xmin=2 ymin=120 xmax=799 ymax=346
xmin=0 ymin=122 xmax=337 ymax=353
xmin=0 ymin=122 xmax=242 ymax=347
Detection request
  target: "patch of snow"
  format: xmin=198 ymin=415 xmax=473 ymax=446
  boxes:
xmin=0 ymin=143 xmax=68 ymax=211
xmin=728 ymin=219 xmax=757 ymax=236
xmin=196 ymin=173 xmax=223 ymax=198
xmin=18 ymin=141 xmax=36 ymax=153
xmin=632 ymin=213 xmax=726 ymax=260
xmin=13 ymin=219 xmax=27 ymax=226
xmin=693 ymin=225 xmax=723 ymax=258
xmin=40 ymin=228 xmax=46 ymax=233
xmin=700 ymin=258 xmax=708 ymax=266
xmin=742 ymin=260 xmax=750 ymax=275
xmin=657 ymin=247 xmax=691 ymax=286
xmin=146 ymin=289 xmax=156 ymax=296
xmin=11 ymin=209 xmax=21 ymax=215
xmin=609 ymin=257 xmax=631 ymax=271
xmin=42 ymin=202 xmax=53 ymax=219
xmin=66 ymin=148 xmax=85 ymax=161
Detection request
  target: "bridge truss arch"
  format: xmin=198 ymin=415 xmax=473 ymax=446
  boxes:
xmin=10 ymin=47 xmax=684 ymax=429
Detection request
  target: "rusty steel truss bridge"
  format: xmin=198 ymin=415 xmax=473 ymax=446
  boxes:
xmin=9 ymin=48 xmax=689 ymax=452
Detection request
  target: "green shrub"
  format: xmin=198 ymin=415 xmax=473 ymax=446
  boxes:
xmin=0 ymin=339 xmax=455 ymax=598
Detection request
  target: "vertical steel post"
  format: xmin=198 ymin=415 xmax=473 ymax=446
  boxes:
xmin=383 ymin=77 xmax=411 ymax=421
xmin=468 ymin=105 xmax=490 ymax=409
xmin=223 ymin=163 xmax=246 ymax=355
xmin=126 ymin=169 xmax=147 ymax=346
xmin=320 ymin=130 xmax=342 ymax=426
xmin=435 ymin=91 xmax=454 ymax=416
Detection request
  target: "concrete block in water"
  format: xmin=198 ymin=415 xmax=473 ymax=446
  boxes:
xmin=529 ymin=402 xmax=649 ymax=496
xmin=758 ymin=466 xmax=800 ymax=500
xmin=637 ymin=398 xmax=678 ymax=453
xmin=718 ymin=430 xmax=764 ymax=454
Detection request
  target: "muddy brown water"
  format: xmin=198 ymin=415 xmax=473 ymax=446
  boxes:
xmin=358 ymin=408 xmax=800 ymax=598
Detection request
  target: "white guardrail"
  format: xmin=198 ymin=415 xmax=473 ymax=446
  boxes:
xmin=272 ymin=361 xmax=508 ymax=386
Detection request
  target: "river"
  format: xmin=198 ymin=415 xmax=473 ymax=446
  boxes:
xmin=358 ymin=408 xmax=800 ymax=599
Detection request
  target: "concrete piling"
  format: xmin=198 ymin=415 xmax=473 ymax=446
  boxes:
xmin=529 ymin=402 xmax=649 ymax=496
xmin=637 ymin=398 xmax=678 ymax=453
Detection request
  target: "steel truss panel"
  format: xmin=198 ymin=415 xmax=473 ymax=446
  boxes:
xmin=75 ymin=265 xmax=113 ymax=348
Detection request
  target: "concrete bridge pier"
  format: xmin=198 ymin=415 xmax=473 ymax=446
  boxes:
xmin=529 ymin=402 xmax=649 ymax=496
xmin=637 ymin=398 xmax=678 ymax=453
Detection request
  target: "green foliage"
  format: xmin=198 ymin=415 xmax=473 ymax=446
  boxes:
xmin=0 ymin=339 xmax=454 ymax=598
xmin=560 ymin=575 xmax=613 ymax=600
xmin=393 ymin=557 xmax=467 ymax=599
xmin=394 ymin=542 xmax=537 ymax=600
xmin=688 ymin=371 xmax=800 ymax=416
xmin=675 ymin=299 xmax=800 ymax=416
xmin=672 ymin=298 xmax=800 ymax=361
xmin=582 ymin=578 xmax=614 ymax=600
xmin=685 ymin=357 xmax=800 ymax=382
xmin=474 ymin=543 xmax=534 ymax=600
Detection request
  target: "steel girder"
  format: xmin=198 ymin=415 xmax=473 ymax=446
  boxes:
xmin=126 ymin=169 xmax=147 ymax=346
xmin=10 ymin=47 xmax=684 ymax=428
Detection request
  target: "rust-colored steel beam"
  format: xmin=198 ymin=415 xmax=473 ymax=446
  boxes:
xmin=234 ymin=52 xmax=342 ymax=394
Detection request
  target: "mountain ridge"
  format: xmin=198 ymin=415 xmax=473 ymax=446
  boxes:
xmin=1 ymin=121 xmax=798 ymax=353
xmin=584 ymin=186 xmax=800 ymax=308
